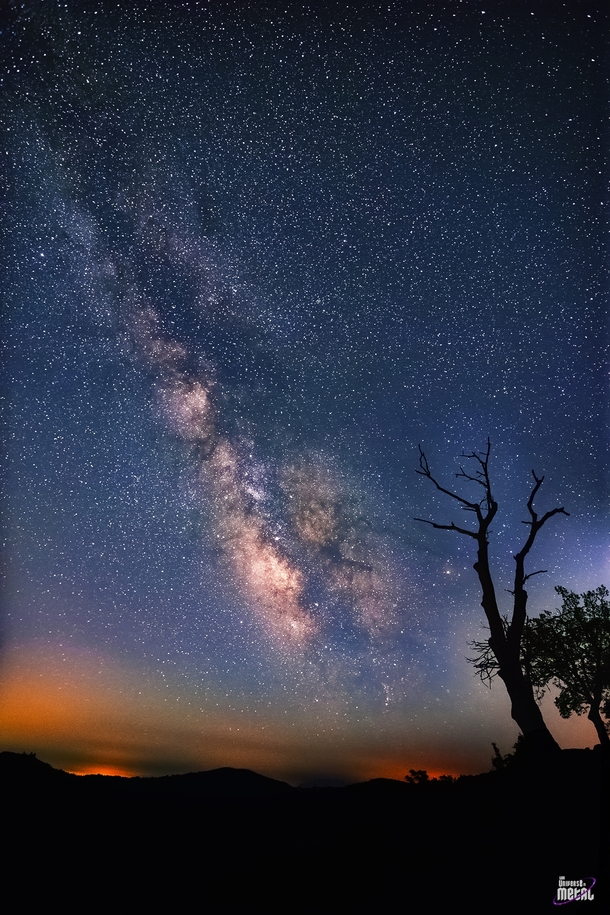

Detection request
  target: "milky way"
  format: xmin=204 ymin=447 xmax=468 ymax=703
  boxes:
xmin=2 ymin=1 xmax=607 ymax=782
xmin=129 ymin=294 xmax=317 ymax=645
xmin=281 ymin=459 xmax=399 ymax=636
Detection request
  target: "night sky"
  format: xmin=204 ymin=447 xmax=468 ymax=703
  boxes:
xmin=2 ymin=0 xmax=607 ymax=784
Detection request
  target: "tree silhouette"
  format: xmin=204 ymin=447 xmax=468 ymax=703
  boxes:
xmin=404 ymin=768 xmax=430 ymax=784
xmin=525 ymin=586 xmax=610 ymax=746
xmin=416 ymin=440 xmax=569 ymax=756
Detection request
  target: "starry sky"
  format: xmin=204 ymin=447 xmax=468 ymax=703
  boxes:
xmin=1 ymin=0 xmax=607 ymax=784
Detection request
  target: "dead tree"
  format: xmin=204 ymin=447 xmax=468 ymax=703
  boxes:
xmin=416 ymin=440 xmax=569 ymax=756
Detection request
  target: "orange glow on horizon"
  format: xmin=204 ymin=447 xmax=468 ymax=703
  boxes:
xmin=1 ymin=642 xmax=598 ymax=787
xmin=357 ymin=759 xmax=468 ymax=783
xmin=67 ymin=764 xmax=138 ymax=778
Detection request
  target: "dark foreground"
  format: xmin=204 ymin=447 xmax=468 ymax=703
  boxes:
xmin=2 ymin=748 xmax=606 ymax=912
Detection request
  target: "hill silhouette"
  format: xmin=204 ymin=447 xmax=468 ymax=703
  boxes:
xmin=2 ymin=749 xmax=604 ymax=912
xmin=0 ymin=752 xmax=294 ymax=795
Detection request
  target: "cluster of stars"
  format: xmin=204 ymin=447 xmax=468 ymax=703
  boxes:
xmin=1 ymin=1 xmax=606 ymax=781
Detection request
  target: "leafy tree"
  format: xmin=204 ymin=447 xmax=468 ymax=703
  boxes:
xmin=473 ymin=587 xmax=610 ymax=746
xmin=416 ymin=440 xmax=569 ymax=756
xmin=404 ymin=769 xmax=430 ymax=784
xmin=490 ymin=736 xmax=526 ymax=770
xmin=525 ymin=586 xmax=610 ymax=746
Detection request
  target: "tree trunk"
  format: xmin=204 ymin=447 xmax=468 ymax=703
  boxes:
xmin=497 ymin=659 xmax=561 ymax=755
xmin=588 ymin=704 xmax=610 ymax=746
xmin=478 ymin=540 xmax=560 ymax=756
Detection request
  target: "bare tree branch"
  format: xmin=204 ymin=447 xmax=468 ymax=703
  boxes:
xmin=456 ymin=464 xmax=488 ymax=488
xmin=414 ymin=517 xmax=478 ymax=538
xmin=523 ymin=569 xmax=547 ymax=583
xmin=509 ymin=470 xmax=571 ymax=649
xmin=456 ymin=440 xmax=493 ymax=489
xmin=416 ymin=446 xmax=482 ymax=514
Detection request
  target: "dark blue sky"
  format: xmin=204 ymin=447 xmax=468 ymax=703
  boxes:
xmin=2 ymin=0 xmax=607 ymax=782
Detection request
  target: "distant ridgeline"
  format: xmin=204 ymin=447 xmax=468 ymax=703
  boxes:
xmin=1 ymin=749 xmax=602 ymax=910
xmin=0 ymin=747 xmax=603 ymax=796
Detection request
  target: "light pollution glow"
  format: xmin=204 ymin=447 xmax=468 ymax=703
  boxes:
xmin=0 ymin=641 xmax=596 ymax=784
